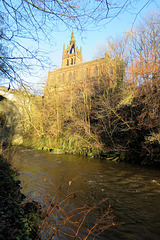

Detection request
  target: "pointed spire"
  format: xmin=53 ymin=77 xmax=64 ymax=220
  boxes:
xmin=62 ymin=30 xmax=82 ymax=67
xmin=70 ymin=30 xmax=75 ymax=45
xmin=62 ymin=44 xmax=65 ymax=57
xmin=71 ymin=30 xmax=75 ymax=41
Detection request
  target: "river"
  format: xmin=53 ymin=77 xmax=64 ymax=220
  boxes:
xmin=13 ymin=147 xmax=160 ymax=240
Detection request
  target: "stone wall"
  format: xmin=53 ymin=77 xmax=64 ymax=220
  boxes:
xmin=46 ymin=56 xmax=116 ymax=99
xmin=0 ymin=95 xmax=23 ymax=145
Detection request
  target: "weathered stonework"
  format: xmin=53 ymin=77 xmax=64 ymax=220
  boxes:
xmin=46 ymin=31 xmax=116 ymax=96
xmin=0 ymin=87 xmax=40 ymax=146
xmin=0 ymin=95 xmax=23 ymax=145
xmin=62 ymin=30 xmax=82 ymax=67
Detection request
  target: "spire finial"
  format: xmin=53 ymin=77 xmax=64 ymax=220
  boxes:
xmin=70 ymin=30 xmax=75 ymax=45
xmin=71 ymin=30 xmax=75 ymax=41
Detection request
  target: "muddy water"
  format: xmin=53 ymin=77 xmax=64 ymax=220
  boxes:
xmin=13 ymin=148 xmax=160 ymax=239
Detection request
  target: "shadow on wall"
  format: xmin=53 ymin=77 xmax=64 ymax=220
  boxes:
xmin=0 ymin=95 xmax=23 ymax=145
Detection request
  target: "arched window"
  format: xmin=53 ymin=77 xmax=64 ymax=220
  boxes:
xmin=86 ymin=68 xmax=89 ymax=78
xmin=81 ymin=69 xmax=84 ymax=79
xmin=69 ymin=72 xmax=72 ymax=80
xmin=94 ymin=66 xmax=98 ymax=76
xmin=70 ymin=44 xmax=74 ymax=54
xmin=67 ymin=59 xmax=69 ymax=66
xmin=71 ymin=58 xmax=73 ymax=65
xmin=62 ymin=73 xmax=65 ymax=81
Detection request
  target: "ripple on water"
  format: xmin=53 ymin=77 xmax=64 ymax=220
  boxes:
xmin=13 ymin=148 xmax=160 ymax=240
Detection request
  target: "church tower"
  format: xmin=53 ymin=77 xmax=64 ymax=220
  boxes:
xmin=62 ymin=30 xmax=83 ymax=67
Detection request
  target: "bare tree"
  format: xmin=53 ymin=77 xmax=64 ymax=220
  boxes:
xmin=127 ymin=11 xmax=160 ymax=129
xmin=0 ymin=0 xmax=159 ymax=87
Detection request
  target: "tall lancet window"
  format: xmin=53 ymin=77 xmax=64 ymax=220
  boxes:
xmin=71 ymin=58 xmax=73 ymax=65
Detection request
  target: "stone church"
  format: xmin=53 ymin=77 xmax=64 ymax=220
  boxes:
xmin=46 ymin=31 xmax=116 ymax=95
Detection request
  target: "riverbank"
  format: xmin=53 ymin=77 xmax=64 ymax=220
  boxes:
xmin=12 ymin=147 xmax=160 ymax=240
xmin=0 ymin=154 xmax=40 ymax=240
xmin=23 ymin=136 xmax=160 ymax=167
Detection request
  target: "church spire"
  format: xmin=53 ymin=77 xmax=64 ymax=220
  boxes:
xmin=62 ymin=31 xmax=83 ymax=67
xmin=70 ymin=30 xmax=75 ymax=45
xmin=71 ymin=30 xmax=75 ymax=40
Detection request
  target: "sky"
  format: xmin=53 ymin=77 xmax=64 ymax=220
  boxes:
xmin=37 ymin=0 xmax=158 ymax=87
xmin=1 ymin=0 xmax=158 ymax=91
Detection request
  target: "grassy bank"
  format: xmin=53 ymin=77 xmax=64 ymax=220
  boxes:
xmin=23 ymin=131 xmax=160 ymax=167
xmin=0 ymin=154 xmax=40 ymax=240
xmin=21 ymin=12 xmax=160 ymax=167
xmin=23 ymin=136 xmax=102 ymax=157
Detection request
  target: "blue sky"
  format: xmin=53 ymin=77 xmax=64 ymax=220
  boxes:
xmin=0 ymin=0 xmax=159 ymax=90
xmin=49 ymin=0 xmax=158 ymax=69
xmin=21 ymin=0 xmax=159 ymax=90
